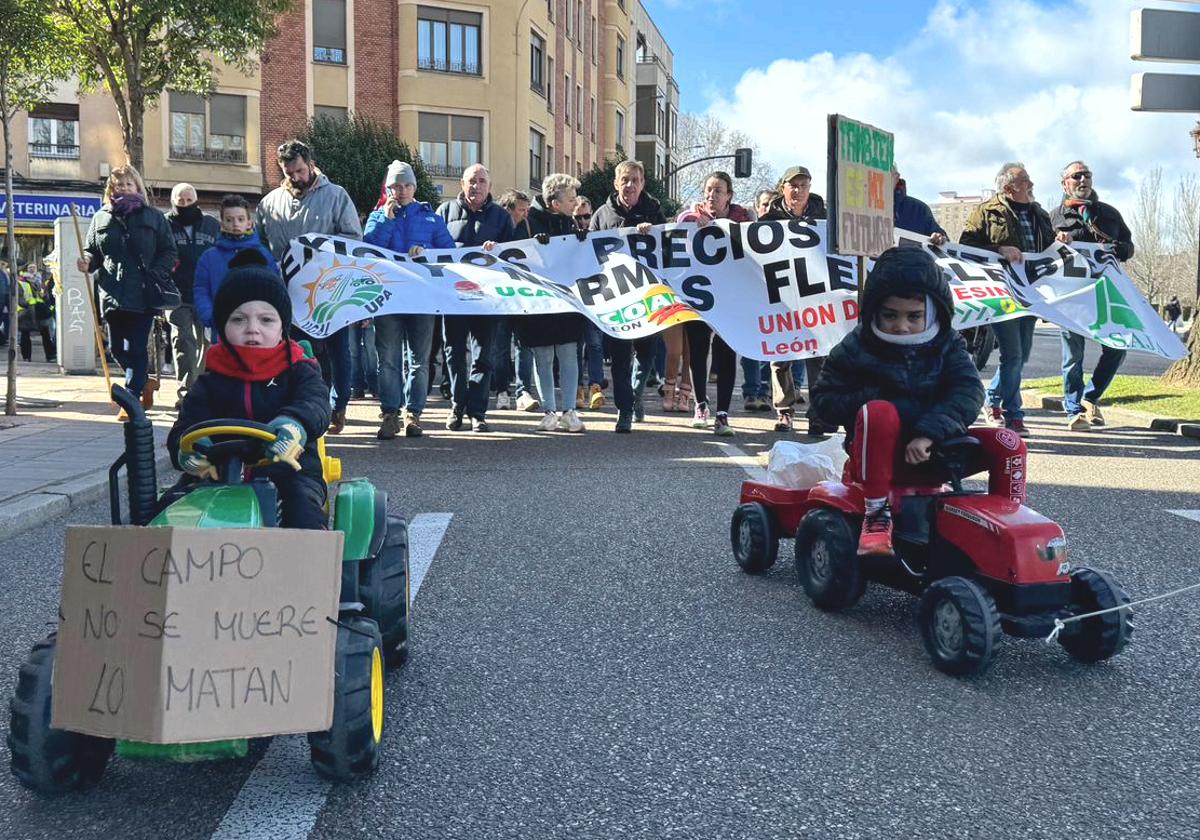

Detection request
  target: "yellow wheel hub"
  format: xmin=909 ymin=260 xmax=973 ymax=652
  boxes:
xmin=370 ymin=646 xmax=384 ymax=743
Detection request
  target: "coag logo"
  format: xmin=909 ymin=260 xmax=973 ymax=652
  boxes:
xmin=598 ymin=283 xmax=695 ymax=329
xmin=302 ymin=257 xmax=389 ymax=326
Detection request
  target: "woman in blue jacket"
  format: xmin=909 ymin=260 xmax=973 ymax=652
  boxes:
xmin=363 ymin=160 xmax=455 ymax=440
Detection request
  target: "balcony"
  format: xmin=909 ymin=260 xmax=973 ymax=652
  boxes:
xmin=29 ymin=143 xmax=79 ymax=159
xmin=313 ymin=46 xmax=346 ymax=64
xmin=417 ymin=56 xmax=480 ymax=76
xmin=424 ymin=163 xmax=456 ymax=177
xmin=169 ymin=146 xmax=248 ymax=164
xmin=29 ymin=154 xmax=81 ymax=181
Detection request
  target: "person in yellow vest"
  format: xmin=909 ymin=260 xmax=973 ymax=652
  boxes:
xmin=16 ymin=267 xmax=55 ymax=363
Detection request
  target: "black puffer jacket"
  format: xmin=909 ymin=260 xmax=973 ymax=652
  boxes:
xmin=518 ymin=195 xmax=585 ymax=348
xmin=436 ymin=193 xmax=515 ymax=246
xmin=1049 ymin=192 xmax=1134 ymax=262
xmin=811 ymin=248 xmax=984 ymax=445
xmin=761 ymin=192 xmax=827 ymax=223
xmin=167 ymin=208 xmax=221 ymax=304
xmin=589 ymin=191 xmax=665 ymax=231
xmin=84 ymin=205 xmax=177 ymax=315
xmin=168 ymin=357 xmax=332 ymax=480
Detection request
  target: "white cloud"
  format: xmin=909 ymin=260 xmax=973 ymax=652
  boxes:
xmin=705 ymin=0 xmax=1198 ymax=219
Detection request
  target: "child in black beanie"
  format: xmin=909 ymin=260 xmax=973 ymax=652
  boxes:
xmin=167 ymin=266 xmax=332 ymax=528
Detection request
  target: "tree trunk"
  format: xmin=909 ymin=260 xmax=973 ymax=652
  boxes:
xmin=3 ymin=83 xmax=20 ymax=417
xmin=127 ymin=86 xmax=144 ymax=172
xmin=1159 ymin=214 xmax=1200 ymax=388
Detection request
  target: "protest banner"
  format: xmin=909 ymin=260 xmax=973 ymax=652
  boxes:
xmin=52 ymin=526 xmax=343 ymax=744
xmin=827 ymin=114 xmax=895 ymax=258
xmin=282 ymin=223 xmax=1187 ymax=363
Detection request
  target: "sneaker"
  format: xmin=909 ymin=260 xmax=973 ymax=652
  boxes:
xmin=986 ymin=405 xmax=1004 ymax=426
xmin=516 ymin=392 xmax=541 ymax=412
xmin=496 ymin=392 xmax=512 ymax=410
xmin=440 ymin=381 xmax=451 ymax=400
xmin=1068 ymin=413 xmax=1091 ymax=432
xmin=1082 ymin=399 xmax=1105 ymax=426
xmin=774 ymin=411 xmax=793 ymax=433
xmin=537 ymin=412 xmax=558 ymax=431
xmin=1006 ymin=418 xmax=1031 ymax=438
xmin=377 ymin=411 xmax=401 ymax=440
xmin=576 ymin=386 xmax=586 ymax=406
xmin=559 ymin=409 xmax=586 ymax=433
xmin=713 ymin=412 xmax=734 ymax=437
xmin=858 ymin=505 xmax=894 ymax=556
xmin=328 ymin=409 xmax=346 ymax=435
xmin=404 ymin=412 xmax=423 ymax=437
xmin=615 ymin=411 xmax=633 ymax=433
xmin=445 ymin=413 xmax=465 ymax=431
xmin=588 ymin=384 xmax=606 ymax=410
xmin=692 ymin=402 xmax=711 ymax=428
xmin=471 ymin=416 xmax=490 ymax=433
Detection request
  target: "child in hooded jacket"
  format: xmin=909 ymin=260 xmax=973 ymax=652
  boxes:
xmin=194 ymin=194 xmax=279 ymax=333
xmin=810 ymin=247 xmax=996 ymax=557
xmin=168 ymin=266 xmax=331 ymax=529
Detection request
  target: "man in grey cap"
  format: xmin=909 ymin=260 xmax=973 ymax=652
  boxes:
xmin=760 ymin=166 xmax=834 ymax=436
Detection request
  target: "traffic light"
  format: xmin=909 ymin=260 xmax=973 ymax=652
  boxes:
xmin=733 ymin=147 xmax=752 ymax=179
xmin=1131 ymin=6 xmax=1200 ymax=111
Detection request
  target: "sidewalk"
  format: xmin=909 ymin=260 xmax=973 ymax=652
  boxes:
xmin=0 ymin=361 xmax=178 ymax=539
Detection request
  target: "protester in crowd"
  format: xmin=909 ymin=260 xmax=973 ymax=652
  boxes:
xmin=165 ymin=183 xmax=220 ymax=404
xmin=741 ymin=191 xmax=773 ymax=412
xmin=1051 ymin=160 xmax=1134 ymax=432
xmin=349 ymin=320 xmax=378 ymax=400
xmin=364 ymin=160 xmax=454 ymax=439
xmin=78 ymin=165 xmax=177 ymax=418
xmin=761 ymin=165 xmax=833 ymax=435
xmin=194 ymin=195 xmax=278 ymax=337
xmin=255 ymin=140 xmax=361 ymax=435
xmin=677 ymin=171 xmax=755 ymax=436
xmin=960 ymin=161 xmax=1068 ymax=438
xmin=754 ymin=190 xmax=776 ymax=219
xmin=494 ymin=187 xmax=536 ymax=412
xmin=893 ymin=170 xmax=947 ymax=245
xmin=169 ymin=266 xmax=330 ymax=529
xmin=16 ymin=264 xmax=55 ymax=362
xmin=590 ymin=159 xmax=665 ymax=432
xmin=573 ymin=197 xmax=593 ymax=231
xmin=573 ymin=195 xmax=608 ymax=409
xmin=499 ymin=189 xmax=533 ymax=239
xmin=521 ymin=173 xmax=587 ymax=432
xmin=1165 ymin=295 xmax=1183 ymax=333
xmin=436 ymin=163 xmax=515 ymax=432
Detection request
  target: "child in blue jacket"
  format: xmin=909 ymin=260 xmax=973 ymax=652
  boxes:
xmin=194 ymin=194 xmax=279 ymax=333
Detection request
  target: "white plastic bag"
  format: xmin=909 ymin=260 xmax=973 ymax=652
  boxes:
xmin=765 ymin=435 xmax=848 ymax=490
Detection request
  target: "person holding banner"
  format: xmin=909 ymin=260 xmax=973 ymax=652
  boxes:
xmin=677 ymin=171 xmax=755 ymax=437
xmin=892 ymin=171 xmax=947 ymax=246
xmin=573 ymin=196 xmax=609 ymax=410
xmin=959 ymin=162 xmax=1067 ymax=438
xmin=1050 ymin=161 xmax=1135 ymax=432
xmin=589 ymin=159 xmax=666 ymax=433
xmin=761 ymin=166 xmax=835 ymax=436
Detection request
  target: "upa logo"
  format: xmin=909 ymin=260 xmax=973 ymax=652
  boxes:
xmin=597 ymin=283 xmax=696 ymax=331
xmin=301 ymin=257 xmax=391 ymax=329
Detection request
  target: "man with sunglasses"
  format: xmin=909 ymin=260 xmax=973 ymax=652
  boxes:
xmin=1051 ymin=160 xmax=1134 ymax=432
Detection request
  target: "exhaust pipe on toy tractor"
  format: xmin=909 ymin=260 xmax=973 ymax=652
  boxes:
xmin=108 ymin=385 xmax=158 ymax=526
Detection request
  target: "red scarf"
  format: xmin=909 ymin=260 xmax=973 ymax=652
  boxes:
xmin=204 ymin=340 xmax=310 ymax=381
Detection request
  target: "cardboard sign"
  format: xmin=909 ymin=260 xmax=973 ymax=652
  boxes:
xmin=827 ymin=114 xmax=895 ymax=258
xmin=52 ymin=527 xmax=343 ymax=744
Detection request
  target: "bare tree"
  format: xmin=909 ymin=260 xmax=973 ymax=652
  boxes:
xmin=672 ymin=113 xmax=777 ymax=213
xmin=1127 ymin=167 xmax=1172 ymax=303
xmin=1169 ymin=173 xmax=1199 ymax=301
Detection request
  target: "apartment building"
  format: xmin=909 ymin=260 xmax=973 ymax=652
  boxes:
xmin=631 ymin=3 xmax=677 ymax=195
xmin=931 ymin=189 xmax=994 ymax=243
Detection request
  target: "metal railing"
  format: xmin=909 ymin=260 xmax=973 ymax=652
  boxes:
xmin=169 ymin=146 xmax=247 ymax=164
xmin=417 ymin=56 xmax=480 ymax=75
xmin=313 ymin=46 xmax=346 ymax=64
xmin=29 ymin=143 xmax=79 ymax=159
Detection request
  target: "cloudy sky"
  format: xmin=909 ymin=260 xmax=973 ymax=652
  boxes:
xmin=650 ymin=0 xmax=1198 ymax=215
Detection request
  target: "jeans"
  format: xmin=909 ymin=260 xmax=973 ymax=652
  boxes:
xmin=1061 ymin=331 xmax=1125 ymax=416
xmin=106 ymin=311 xmax=154 ymax=395
xmin=375 ymin=314 xmax=434 ymax=416
xmin=326 ymin=327 xmax=352 ymax=412
xmin=169 ymin=305 xmax=207 ymax=394
xmin=986 ymin=316 xmax=1036 ymax=421
xmin=741 ymin=358 xmax=768 ymax=399
xmin=349 ymin=322 xmax=379 ymax=394
xmin=686 ymin=322 xmax=736 ymax=413
xmin=531 ymin=342 xmax=581 ymax=413
xmin=583 ymin=322 xmax=606 ymax=386
xmin=606 ymin=335 xmax=657 ymax=413
xmin=443 ymin=315 xmax=497 ymax=419
xmin=492 ymin=319 xmax=515 ymax=393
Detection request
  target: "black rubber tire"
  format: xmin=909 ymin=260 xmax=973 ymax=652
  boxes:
xmin=918 ymin=577 xmax=1002 ymax=676
xmin=308 ymin=617 xmax=384 ymax=781
xmin=8 ymin=634 xmax=114 ymax=793
xmin=794 ymin=509 xmax=865 ymax=610
xmin=730 ymin=503 xmax=778 ymax=574
xmin=1058 ymin=567 xmax=1133 ymax=663
xmin=962 ymin=326 xmax=995 ymax=371
xmin=360 ymin=514 xmax=411 ymax=667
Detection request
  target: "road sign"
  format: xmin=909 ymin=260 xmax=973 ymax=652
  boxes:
xmin=1131 ymin=72 xmax=1200 ymax=112
xmin=1131 ymin=9 xmax=1200 ymax=62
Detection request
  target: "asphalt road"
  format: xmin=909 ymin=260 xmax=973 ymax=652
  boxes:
xmin=0 ymin=336 xmax=1196 ymax=840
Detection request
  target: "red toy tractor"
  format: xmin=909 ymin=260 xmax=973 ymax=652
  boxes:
xmin=731 ymin=435 xmax=1133 ymax=676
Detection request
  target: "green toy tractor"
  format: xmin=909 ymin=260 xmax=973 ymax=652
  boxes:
xmin=8 ymin=384 xmax=410 ymax=793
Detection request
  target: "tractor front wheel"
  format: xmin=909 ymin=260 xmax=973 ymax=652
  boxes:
xmin=918 ymin=577 xmax=1001 ymax=676
xmin=1059 ymin=567 xmax=1133 ymax=664
xmin=308 ymin=617 xmax=384 ymax=781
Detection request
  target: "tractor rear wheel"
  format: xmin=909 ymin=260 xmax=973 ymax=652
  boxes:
xmin=730 ymin=503 xmax=777 ymax=574
xmin=794 ymin=509 xmax=865 ymax=610
xmin=360 ymin=514 xmax=411 ymax=667
xmin=1058 ymin=567 xmax=1133 ymax=663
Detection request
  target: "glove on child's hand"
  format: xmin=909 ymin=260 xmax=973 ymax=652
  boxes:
xmin=266 ymin=416 xmax=306 ymax=471
xmin=178 ymin=439 xmax=217 ymax=481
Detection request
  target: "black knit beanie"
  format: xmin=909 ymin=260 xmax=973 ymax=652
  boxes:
xmin=212 ymin=267 xmax=292 ymax=336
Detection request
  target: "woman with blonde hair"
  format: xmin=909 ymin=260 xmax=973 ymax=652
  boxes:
xmin=77 ymin=164 xmax=178 ymax=417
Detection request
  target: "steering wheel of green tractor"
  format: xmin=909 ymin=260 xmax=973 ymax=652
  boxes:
xmin=180 ymin=419 xmax=283 ymax=472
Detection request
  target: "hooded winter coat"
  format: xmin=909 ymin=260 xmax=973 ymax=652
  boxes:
xmin=811 ymin=248 xmax=984 ymax=446
xmin=166 ymin=207 xmax=221 ymax=304
xmin=363 ymin=200 xmax=455 ymax=252
xmin=193 ymin=231 xmax=281 ymax=329
xmin=516 ymin=195 xmax=586 ymax=348
xmin=83 ymin=204 xmax=178 ymax=316
xmin=1049 ymin=191 xmax=1134 ymax=262
xmin=760 ymin=192 xmax=827 ymax=223
xmin=436 ymin=193 xmax=515 ymax=246
xmin=254 ymin=170 xmax=363 ymax=261
xmin=589 ymin=191 xmax=666 ymax=231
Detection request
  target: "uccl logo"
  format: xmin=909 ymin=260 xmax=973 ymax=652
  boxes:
xmin=598 ymin=283 xmax=694 ymax=329
xmin=302 ymin=257 xmax=388 ymax=326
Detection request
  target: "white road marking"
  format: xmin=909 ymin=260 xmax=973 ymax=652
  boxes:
xmin=710 ymin=440 xmax=769 ymax=482
xmin=1167 ymin=510 xmax=1200 ymax=524
xmin=209 ymin=512 xmax=454 ymax=840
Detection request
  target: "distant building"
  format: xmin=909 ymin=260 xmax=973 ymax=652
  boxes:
xmin=932 ymin=189 xmax=994 ymax=243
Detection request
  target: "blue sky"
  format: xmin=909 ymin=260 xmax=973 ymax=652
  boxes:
xmin=643 ymin=0 xmax=1199 ymax=216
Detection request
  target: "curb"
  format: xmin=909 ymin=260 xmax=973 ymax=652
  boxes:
xmin=1025 ymin=390 xmax=1196 ymax=436
xmin=0 ymin=452 xmax=175 ymax=542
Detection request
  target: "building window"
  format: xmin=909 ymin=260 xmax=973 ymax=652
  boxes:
xmin=314 ymin=105 xmax=348 ymax=122
xmin=577 ymin=160 xmax=583 ymax=178
xmin=590 ymin=96 xmax=596 ymax=142
xmin=616 ymin=35 xmax=625 ymax=80
xmin=28 ymin=104 xmax=79 ymax=159
xmin=576 ymin=2 xmax=583 ymax=50
xmin=566 ymin=0 xmax=573 ymax=39
xmin=591 ymin=16 xmax=597 ymax=63
xmin=418 ymin=6 xmax=482 ymax=75
xmin=564 ymin=73 xmax=571 ymax=125
xmin=529 ymin=128 xmax=545 ymax=189
xmin=169 ymin=91 xmax=246 ymax=164
xmin=546 ymin=0 xmax=553 ymax=20
xmin=656 ymin=97 xmax=665 ymax=139
xmin=576 ymin=83 xmax=583 ymax=129
xmin=618 ymin=0 xmax=624 ymax=9
xmin=636 ymin=32 xmax=647 ymax=62
xmin=530 ymin=32 xmax=545 ymax=93
xmin=565 ymin=154 xmax=570 ymax=175
xmin=419 ymin=112 xmax=482 ymax=178
xmin=615 ymin=108 xmax=625 ymax=152
xmin=313 ymin=0 xmax=346 ymax=64
xmin=547 ymin=57 xmax=554 ymax=111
